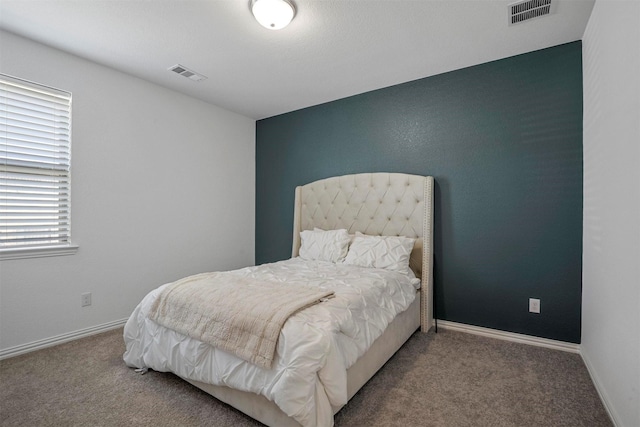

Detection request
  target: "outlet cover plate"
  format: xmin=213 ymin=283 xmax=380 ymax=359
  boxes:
xmin=81 ymin=292 xmax=92 ymax=307
xmin=529 ymin=298 xmax=540 ymax=314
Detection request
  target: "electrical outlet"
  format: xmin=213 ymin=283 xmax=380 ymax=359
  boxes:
xmin=81 ymin=292 xmax=92 ymax=307
xmin=529 ymin=298 xmax=540 ymax=314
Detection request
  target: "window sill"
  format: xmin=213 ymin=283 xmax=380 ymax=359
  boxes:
xmin=0 ymin=245 xmax=79 ymax=261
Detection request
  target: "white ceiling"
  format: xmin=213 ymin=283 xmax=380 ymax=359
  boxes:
xmin=0 ymin=0 xmax=595 ymax=120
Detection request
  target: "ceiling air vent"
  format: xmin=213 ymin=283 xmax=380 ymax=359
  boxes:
xmin=168 ymin=64 xmax=207 ymax=82
xmin=509 ymin=0 xmax=555 ymax=25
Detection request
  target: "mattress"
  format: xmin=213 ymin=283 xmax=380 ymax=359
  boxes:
xmin=123 ymin=257 xmax=418 ymax=427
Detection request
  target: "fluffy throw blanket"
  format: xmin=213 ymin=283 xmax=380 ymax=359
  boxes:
xmin=148 ymin=272 xmax=334 ymax=369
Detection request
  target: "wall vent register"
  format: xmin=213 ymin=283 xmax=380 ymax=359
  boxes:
xmin=509 ymin=0 xmax=555 ymax=25
xmin=168 ymin=64 xmax=208 ymax=82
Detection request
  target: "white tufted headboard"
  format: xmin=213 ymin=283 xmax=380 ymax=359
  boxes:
xmin=291 ymin=173 xmax=434 ymax=332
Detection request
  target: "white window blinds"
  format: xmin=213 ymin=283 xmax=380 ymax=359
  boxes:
xmin=1 ymin=74 xmax=73 ymax=250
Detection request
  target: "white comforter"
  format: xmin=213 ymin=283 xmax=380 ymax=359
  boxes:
xmin=123 ymin=258 xmax=418 ymax=427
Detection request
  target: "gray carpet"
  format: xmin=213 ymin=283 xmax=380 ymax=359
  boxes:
xmin=0 ymin=327 xmax=611 ymax=426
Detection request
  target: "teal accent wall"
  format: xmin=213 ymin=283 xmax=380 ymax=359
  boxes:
xmin=256 ymin=42 xmax=583 ymax=343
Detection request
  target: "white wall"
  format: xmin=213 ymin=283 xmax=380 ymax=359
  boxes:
xmin=582 ymin=1 xmax=640 ymax=426
xmin=0 ymin=31 xmax=256 ymax=353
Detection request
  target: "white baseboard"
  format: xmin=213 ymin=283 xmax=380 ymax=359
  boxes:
xmin=0 ymin=318 xmax=128 ymax=360
xmin=435 ymin=319 xmax=580 ymax=353
xmin=580 ymin=349 xmax=621 ymax=427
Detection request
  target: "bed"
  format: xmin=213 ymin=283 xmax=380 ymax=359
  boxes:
xmin=123 ymin=172 xmax=434 ymax=427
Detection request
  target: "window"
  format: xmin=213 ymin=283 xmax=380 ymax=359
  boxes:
xmin=0 ymin=74 xmax=76 ymax=259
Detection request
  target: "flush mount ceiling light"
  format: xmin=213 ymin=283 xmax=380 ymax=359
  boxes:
xmin=251 ymin=0 xmax=295 ymax=30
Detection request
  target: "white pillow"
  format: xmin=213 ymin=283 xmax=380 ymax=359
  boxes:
xmin=343 ymin=232 xmax=416 ymax=275
xmin=299 ymin=228 xmax=351 ymax=263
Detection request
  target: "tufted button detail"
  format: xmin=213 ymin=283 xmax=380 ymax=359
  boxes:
xmin=299 ymin=173 xmax=427 ymax=247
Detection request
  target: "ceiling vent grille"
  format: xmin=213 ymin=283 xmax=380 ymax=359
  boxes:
xmin=509 ymin=0 xmax=555 ymax=25
xmin=168 ymin=64 xmax=207 ymax=82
